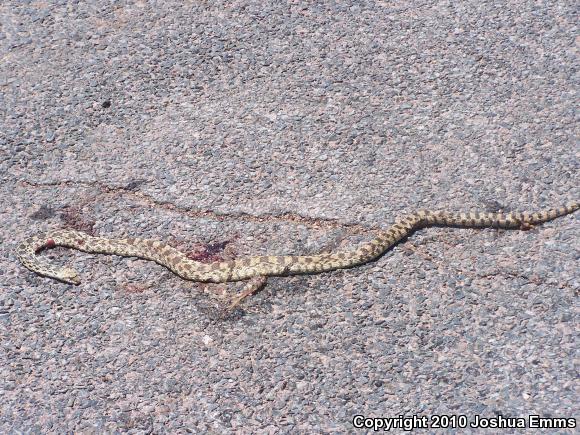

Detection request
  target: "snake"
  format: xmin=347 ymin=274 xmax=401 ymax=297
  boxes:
xmin=17 ymin=203 xmax=579 ymax=291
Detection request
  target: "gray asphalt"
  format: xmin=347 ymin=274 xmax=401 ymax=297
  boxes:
xmin=1 ymin=1 xmax=578 ymax=433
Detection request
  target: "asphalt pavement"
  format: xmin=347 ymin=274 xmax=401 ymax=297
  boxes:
xmin=1 ymin=1 xmax=578 ymax=433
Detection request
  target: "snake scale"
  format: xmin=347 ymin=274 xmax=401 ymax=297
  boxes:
xmin=17 ymin=202 xmax=578 ymax=289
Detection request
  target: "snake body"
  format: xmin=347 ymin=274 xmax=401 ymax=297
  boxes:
xmin=17 ymin=202 xmax=579 ymax=285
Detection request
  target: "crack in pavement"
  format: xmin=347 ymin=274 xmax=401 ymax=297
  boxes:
xmin=18 ymin=179 xmax=374 ymax=235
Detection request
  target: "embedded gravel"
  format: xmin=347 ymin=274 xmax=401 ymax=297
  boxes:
xmin=1 ymin=1 xmax=578 ymax=433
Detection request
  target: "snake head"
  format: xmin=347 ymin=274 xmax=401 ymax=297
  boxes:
xmin=59 ymin=267 xmax=81 ymax=285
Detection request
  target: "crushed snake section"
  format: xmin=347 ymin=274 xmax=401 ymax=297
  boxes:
xmin=17 ymin=203 xmax=579 ymax=290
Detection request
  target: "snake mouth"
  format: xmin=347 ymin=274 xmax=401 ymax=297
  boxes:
xmin=54 ymin=276 xmax=81 ymax=285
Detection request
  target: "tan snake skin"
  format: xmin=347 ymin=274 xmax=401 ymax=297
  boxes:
xmin=17 ymin=202 xmax=579 ymax=286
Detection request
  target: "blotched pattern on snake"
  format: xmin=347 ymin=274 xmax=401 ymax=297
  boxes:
xmin=17 ymin=202 xmax=578 ymax=293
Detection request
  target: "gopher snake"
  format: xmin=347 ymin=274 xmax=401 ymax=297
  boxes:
xmin=17 ymin=203 xmax=578 ymax=297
